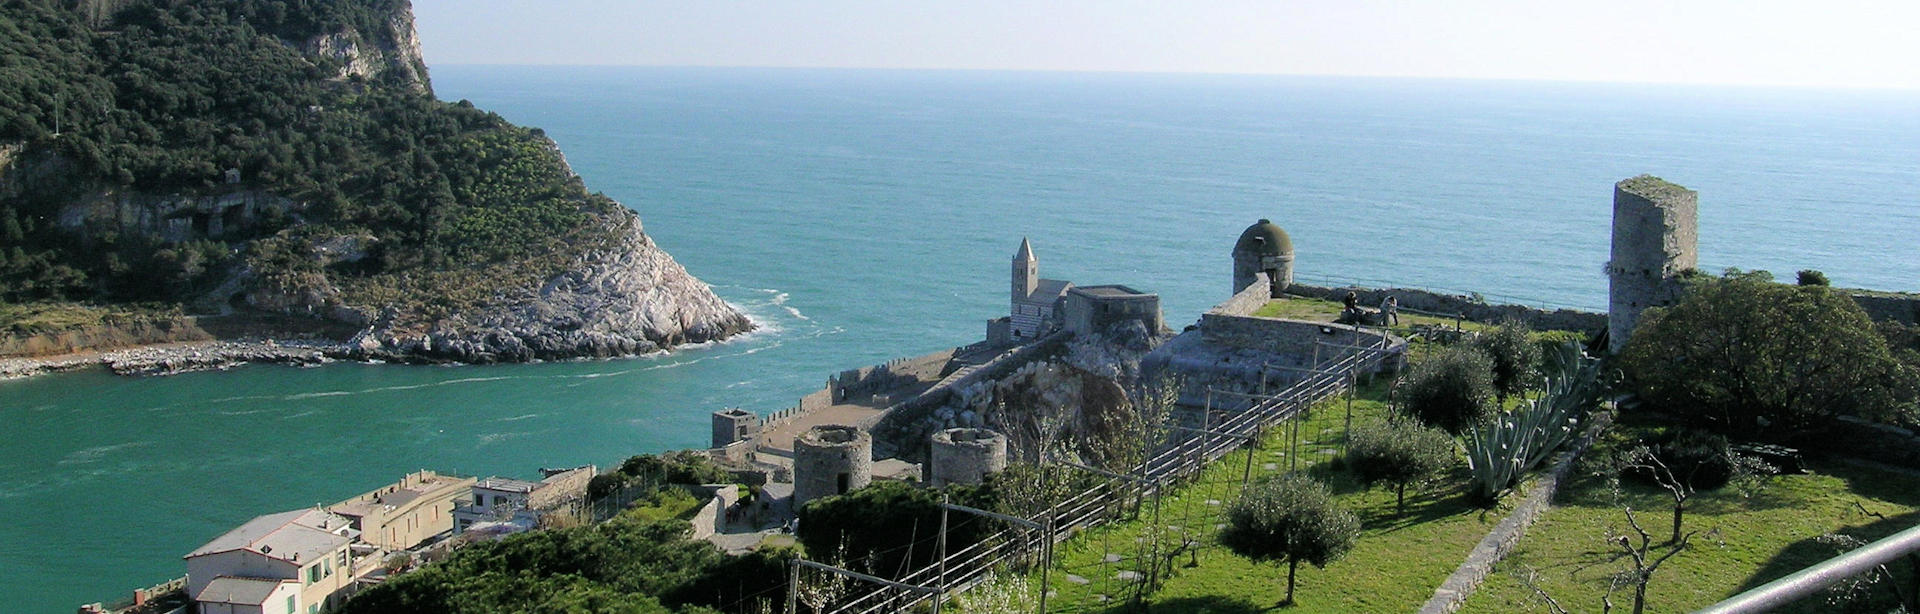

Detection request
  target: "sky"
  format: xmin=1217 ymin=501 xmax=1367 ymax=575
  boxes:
xmin=410 ymin=1 xmax=1920 ymax=90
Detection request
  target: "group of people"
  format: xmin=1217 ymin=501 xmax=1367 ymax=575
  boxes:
xmin=1342 ymin=291 xmax=1399 ymax=325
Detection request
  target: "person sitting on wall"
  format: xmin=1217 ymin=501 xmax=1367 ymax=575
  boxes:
xmin=1381 ymin=295 xmax=1400 ymax=325
xmin=1343 ymin=291 xmax=1359 ymax=312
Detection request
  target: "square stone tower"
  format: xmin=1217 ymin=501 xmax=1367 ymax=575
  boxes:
xmin=1608 ymin=175 xmax=1698 ymax=353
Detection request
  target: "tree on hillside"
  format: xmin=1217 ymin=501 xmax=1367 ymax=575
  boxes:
xmin=1619 ymin=270 xmax=1918 ymax=437
xmin=1397 ymin=345 xmax=1498 ymax=434
xmin=1346 ymin=420 xmax=1456 ymax=514
xmin=1219 ymin=473 xmax=1361 ymax=605
xmin=1472 ymin=318 xmax=1542 ymax=402
xmin=796 ymin=481 xmax=993 ymax=577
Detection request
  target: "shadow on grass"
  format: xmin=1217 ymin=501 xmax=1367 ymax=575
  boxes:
xmin=1101 ymin=595 xmax=1275 ymax=614
xmin=1354 ymin=488 xmax=1475 ymax=533
xmin=1729 ymin=510 xmax=1920 ymax=612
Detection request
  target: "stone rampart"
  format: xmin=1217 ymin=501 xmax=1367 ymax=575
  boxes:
xmin=1211 ymin=273 xmax=1274 ymax=317
xmin=1843 ymin=289 xmax=1920 ymax=326
xmin=1287 ymin=283 xmax=1607 ymax=332
xmin=833 ymin=349 xmax=955 ymax=402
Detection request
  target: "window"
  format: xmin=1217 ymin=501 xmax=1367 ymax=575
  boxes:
xmin=836 ymin=473 xmax=850 ymax=494
xmin=306 ymin=563 xmax=320 ymax=583
xmin=286 ymin=595 xmax=295 ymax=614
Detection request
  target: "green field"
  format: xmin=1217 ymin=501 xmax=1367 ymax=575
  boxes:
xmin=1463 ymin=426 xmax=1920 ymax=614
xmin=1025 ymin=380 xmax=1502 ymax=613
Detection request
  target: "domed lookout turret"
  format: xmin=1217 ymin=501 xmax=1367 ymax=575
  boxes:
xmin=1232 ymin=219 xmax=1294 ymax=298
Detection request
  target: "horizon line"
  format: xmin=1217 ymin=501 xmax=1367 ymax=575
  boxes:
xmin=422 ymin=63 xmax=1920 ymax=93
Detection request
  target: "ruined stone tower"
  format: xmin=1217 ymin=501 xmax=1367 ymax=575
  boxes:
xmin=1233 ymin=219 xmax=1295 ymax=297
xmin=792 ymin=425 xmax=872 ymax=506
xmin=928 ymin=428 xmax=1009 ymax=487
xmin=1608 ymin=175 xmax=1698 ymax=353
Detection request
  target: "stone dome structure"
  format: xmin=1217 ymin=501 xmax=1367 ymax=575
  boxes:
xmin=1232 ymin=218 xmax=1295 ymax=297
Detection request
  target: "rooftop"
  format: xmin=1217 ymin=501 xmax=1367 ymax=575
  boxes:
xmin=1022 ymin=279 xmax=1072 ymax=303
xmin=195 ymin=576 xmax=295 ymax=605
xmin=474 ymin=477 xmax=541 ymax=493
xmin=186 ymin=509 xmax=353 ymax=565
xmin=1070 ymin=284 xmax=1153 ymax=299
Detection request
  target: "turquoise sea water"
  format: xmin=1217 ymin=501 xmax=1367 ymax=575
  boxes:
xmin=4 ymin=67 xmax=1918 ymax=611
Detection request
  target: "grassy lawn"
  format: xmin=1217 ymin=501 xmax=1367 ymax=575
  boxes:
xmin=1033 ymin=380 xmax=1503 ymax=614
xmin=1463 ymin=426 xmax=1920 ymax=614
xmin=1249 ymin=296 xmax=1487 ymax=334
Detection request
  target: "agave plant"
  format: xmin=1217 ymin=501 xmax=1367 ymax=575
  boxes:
xmin=1465 ymin=341 xmax=1605 ymax=503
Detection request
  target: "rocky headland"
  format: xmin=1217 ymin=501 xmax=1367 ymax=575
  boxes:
xmin=0 ymin=1 xmax=753 ymax=375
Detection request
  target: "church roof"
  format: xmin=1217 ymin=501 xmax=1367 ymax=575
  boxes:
xmin=1234 ymin=219 xmax=1293 ymax=256
xmin=1022 ymin=279 xmax=1071 ymax=304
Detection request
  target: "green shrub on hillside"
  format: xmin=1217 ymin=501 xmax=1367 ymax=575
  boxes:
xmin=1397 ymin=345 xmax=1497 ymax=434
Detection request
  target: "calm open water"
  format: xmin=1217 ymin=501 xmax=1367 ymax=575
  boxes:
xmin=4 ymin=67 xmax=1917 ymax=610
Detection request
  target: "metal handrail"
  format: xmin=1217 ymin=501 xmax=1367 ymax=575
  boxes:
xmin=1694 ymin=522 xmax=1920 ymax=613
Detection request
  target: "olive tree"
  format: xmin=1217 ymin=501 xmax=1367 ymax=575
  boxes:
xmin=1219 ymin=473 xmax=1361 ymax=605
xmin=1472 ymin=318 xmax=1542 ymax=401
xmin=1620 ymin=271 xmax=1917 ymax=437
xmin=1398 ymin=345 xmax=1498 ymax=434
xmin=1347 ymin=420 xmax=1456 ymax=514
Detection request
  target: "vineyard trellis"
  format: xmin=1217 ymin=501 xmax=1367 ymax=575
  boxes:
xmin=790 ymin=327 xmax=1404 ymax=614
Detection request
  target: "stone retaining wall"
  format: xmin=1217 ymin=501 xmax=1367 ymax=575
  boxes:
xmin=1418 ymin=411 xmax=1614 ymax=614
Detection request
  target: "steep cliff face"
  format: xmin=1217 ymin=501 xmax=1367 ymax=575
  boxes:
xmin=349 ymin=215 xmax=753 ymax=363
xmin=299 ymin=4 xmax=432 ymax=93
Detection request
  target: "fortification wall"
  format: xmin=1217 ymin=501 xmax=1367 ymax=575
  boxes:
xmin=1211 ymin=273 xmax=1273 ymax=318
xmin=1286 ymin=284 xmax=1607 ymax=332
xmin=1844 ymin=290 xmax=1920 ymax=326
xmin=833 ymin=350 xmax=954 ymax=402
xmin=1200 ymin=312 xmax=1397 ymax=364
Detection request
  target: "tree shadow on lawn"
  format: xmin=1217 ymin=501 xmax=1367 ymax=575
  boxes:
xmin=1352 ymin=488 xmax=1477 ymax=533
xmin=1101 ymin=595 xmax=1274 ymax=614
xmin=1728 ymin=510 xmax=1920 ymax=610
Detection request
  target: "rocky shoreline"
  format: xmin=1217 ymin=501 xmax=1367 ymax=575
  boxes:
xmin=0 ymin=338 xmax=350 ymax=380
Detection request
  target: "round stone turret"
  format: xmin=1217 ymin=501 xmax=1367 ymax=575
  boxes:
xmin=1233 ymin=219 xmax=1295 ymax=297
xmin=928 ymin=428 xmax=1009 ymax=487
xmin=792 ymin=425 xmax=873 ymax=507
xmin=1608 ymin=175 xmax=1698 ymax=353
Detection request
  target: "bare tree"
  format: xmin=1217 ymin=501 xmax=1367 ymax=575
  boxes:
xmin=1607 ymin=505 xmax=1697 ymax=614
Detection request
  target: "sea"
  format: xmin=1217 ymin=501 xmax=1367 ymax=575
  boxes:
xmin=4 ymin=67 xmax=1917 ymax=611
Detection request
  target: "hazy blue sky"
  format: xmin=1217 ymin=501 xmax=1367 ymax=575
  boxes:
xmin=411 ymin=1 xmax=1920 ymax=89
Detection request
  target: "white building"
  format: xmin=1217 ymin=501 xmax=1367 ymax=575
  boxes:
xmin=185 ymin=509 xmax=359 ymax=614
